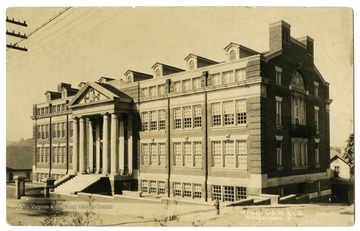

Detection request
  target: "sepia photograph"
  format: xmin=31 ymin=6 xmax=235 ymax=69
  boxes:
xmin=4 ymin=5 xmax=355 ymax=227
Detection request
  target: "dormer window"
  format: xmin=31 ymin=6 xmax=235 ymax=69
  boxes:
xmin=155 ymin=69 xmax=161 ymax=78
xmin=189 ymin=60 xmax=195 ymax=70
xmin=62 ymin=90 xmax=67 ymax=98
xmin=229 ymin=50 xmax=236 ymax=61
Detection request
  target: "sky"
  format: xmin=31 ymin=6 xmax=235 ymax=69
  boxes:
xmin=4 ymin=7 xmax=354 ymax=148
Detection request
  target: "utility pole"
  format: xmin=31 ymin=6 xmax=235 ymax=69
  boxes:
xmin=6 ymin=16 xmax=28 ymax=52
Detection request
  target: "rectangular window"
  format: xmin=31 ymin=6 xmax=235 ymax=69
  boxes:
xmin=236 ymin=187 xmax=247 ymax=200
xmin=142 ymin=88 xmax=149 ymax=97
xmin=173 ymin=81 xmax=181 ymax=92
xmin=276 ymin=71 xmax=282 ymax=85
xmin=142 ymin=112 xmax=149 ymax=131
xmin=224 ymin=141 xmax=235 ymax=167
xmin=223 ymin=101 xmax=235 ymax=125
xmin=45 ymin=147 xmax=49 ymax=163
xmin=194 ymin=184 xmax=202 ymax=198
xmin=69 ymin=146 xmax=73 ymax=164
xmin=69 ymin=121 xmax=73 ymax=137
xmin=183 ymin=142 xmax=192 ymax=167
xmin=314 ymin=81 xmax=319 ymax=97
xmin=276 ymin=141 xmax=283 ymax=167
xmin=41 ymin=125 xmax=45 ymax=139
xmin=159 ymin=110 xmax=166 ymax=130
xmin=212 ymin=141 xmax=222 ymax=167
xmin=235 ymin=69 xmax=246 ymax=81
xmin=174 ymin=143 xmax=182 ymax=166
xmin=149 ymin=86 xmax=157 ymax=97
xmin=183 ymin=183 xmax=192 ymax=197
xmin=193 ymin=77 xmax=201 ymax=89
xmin=224 ymin=186 xmax=235 ymax=202
xmin=212 ymin=185 xmax=222 ymax=201
xmin=212 ymin=103 xmax=222 ymax=126
xmin=292 ymin=140 xmax=308 ymax=168
xmin=57 ymin=105 xmax=61 ymax=112
xmin=194 ymin=142 xmax=202 ymax=167
xmin=174 ymin=108 xmax=182 ymax=129
xmin=182 ymin=79 xmax=192 ymax=91
xmin=158 ymin=84 xmax=165 ymax=95
xmin=159 ymin=143 xmax=165 ymax=166
xmin=141 ymin=180 xmax=149 ymax=193
xmin=211 ymin=73 xmax=221 ymax=85
xmin=62 ymin=122 xmax=66 ymax=138
xmin=61 ymin=146 xmax=65 ymax=163
xmin=193 ymin=105 xmax=202 ymax=128
xmin=183 ymin=106 xmax=192 ymax=128
xmin=45 ymin=124 xmax=49 ymax=139
xmin=315 ymin=142 xmax=320 ymax=165
xmin=57 ymin=123 xmax=61 ymax=138
xmin=142 ymin=144 xmax=149 ymax=165
xmin=149 ymin=143 xmax=158 ymax=166
xmin=315 ymin=108 xmax=319 ymax=132
xmin=37 ymin=125 xmax=41 ymax=139
xmin=237 ymin=141 xmax=247 ymax=170
xmin=37 ymin=148 xmax=41 ymax=162
xmin=174 ymin=183 xmax=182 ymax=197
xmin=149 ymin=181 xmax=157 ymax=194
xmin=57 ymin=147 xmax=61 ymax=163
xmin=276 ymin=101 xmax=282 ymax=126
xmin=158 ymin=181 xmax=166 ymax=194
xmin=236 ymin=100 xmax=247 ymax=125
xmin=150 ymin=111 xmax=158 ymax=131
xmin=222 ymin=71 xmax=234 ymax=84
xmin=52 ymin=147 xmax=56 ymax=163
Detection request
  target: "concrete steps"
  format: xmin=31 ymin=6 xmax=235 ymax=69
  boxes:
xmin=54 ymin=174 xmax=103 ymax=195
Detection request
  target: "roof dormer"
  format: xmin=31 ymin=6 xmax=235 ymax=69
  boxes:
xmin=151 ymin=62 xmax=185 ymax=77
xmin=224 ymin=42 xmax=259 ymax=62
xmin=124 ymin=70 xmax=153 ymax=83
xmin=184 ymin=53 xmax=218 ymax=71
xmin=45 ymin=91 xmax=61 ymax=102
xmin=98 ymin=76 xmax=115 ymax=83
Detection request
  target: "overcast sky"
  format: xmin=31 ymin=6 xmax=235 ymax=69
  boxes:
xmin=5 ymin=7 xmax=353 ymax=147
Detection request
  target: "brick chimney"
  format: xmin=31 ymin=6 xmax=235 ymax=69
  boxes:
xmin=269 ymin=20 xmax=291 ymax=52
xmin=298 ymin=36 xmax=314 ymax=57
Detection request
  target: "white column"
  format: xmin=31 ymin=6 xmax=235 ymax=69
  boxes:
xmin=88 ymin=120 xmax=94 ymax=173
xmin=72 ymin=118 xmax=79 ymax=174
xmin=95 ymin=121 xmax=101 ymax=174
xmin=102 ymin=114 xmax=110 ymax=174
xmin=110 ymin=114 xmax=118 ymax=175
xmin=128 ymin=115 xmax=133 ymax=175
xmin=79 ymin=117 xmax=86 ymax=174
xmin=119 ymin=117 xmax=125 ymax=175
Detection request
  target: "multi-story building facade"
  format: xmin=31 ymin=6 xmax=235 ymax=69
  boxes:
xmin=31 ymin=20 xmax=332 ymax=202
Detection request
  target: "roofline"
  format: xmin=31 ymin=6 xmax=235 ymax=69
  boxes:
xmin=269 ymin=20 xmax=291 ymax=28
xmin=151 ymin=62 xmax=185 ymax=71
xmin=330 ymin=155 xmax=350 ymax=166
xmin=184 ymin=53 xmax=218 ymax=64
xmin=124 ymin=70 xmax=153 ymax=78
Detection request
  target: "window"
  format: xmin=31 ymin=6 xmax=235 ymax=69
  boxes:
xmin=183 ymin=142 xmax=192 ymax=167
xmin=183 ymin=183 xmax=192 ymax=197
xmin=183 ymin=106 xmax=192 ymax=128
xmin=229 ymin=50 xmax=236 ymax=61
xmin=211 ymin=73 xmax=221 ymax=85
xmin=142 ymin=112 xmax=149 ymax=131
xmin=69 ymin=121 xmax=73 ymax=137
xmin=292 ymin=94 xmax=306 ymax=125
xmin=174 ymin=143 xmax=182 ymax=166
xmin=315 ymin=142 xmax=320 ymax=166
xmin=173 ymin=81 xmax=181 ymax=92
xmin=40 ymin=148 xmax=44 ymax=162
xmin=159 ymin=143 xmax=165 ymax=166
xmin=275 ymin=67 xmax=282 ymax=85
xmin=69 ymin=146 xmax=73 ymax=164
xmin=276 ymin=140 xmax=283 ymax=168
xmin=194 ymin=142 xmax=202 ymax=167
xmin=52 ymin=147 xmax=56 ymax=163
xmin=52 ymin=123 xmax=56 ymax=138
xmin=141 ymin=144 xmax=149 ymax=165
xmin=222 ymin=71 xmax=234 ymax=84
xmin=334 ymin=166 xmax=340 ymax=173
xmin=314 ymin=81 xmax=319 ymax=97
xmin=292 ymin=139 xmax=308 ymax=168
xmin=155 ymin=69 xmax=161 ymax=78
xmin=149 ymin=86 xmax=157 ymax=97
xmin=174 ymin=183 xmax=182 ymax=197
xmin=276 ymin=97 xmax=282 ymax=127
xmin=193 ymin=77 xmax=201 ymax=89
xmin=182 ymin=79 xmax=192 ymax=91
xmin=315 ymin=106 xmax=319 ymax=132
xmin=57 ymin=123 xmax=61 ymax=137
xmin=212 ymin=141 xmax=222 ymax=167
xmin=236 ymin=100 xmax=247 ymax=125
xmin=224 ymin=186 xmax=235 ymax=202
xmin=45 ymin=147 xmax=49 ymax=163
xmin=224 ymin=141 xmax=235 ymax=167
xmin=142 ymin=180 xmax=149 ymax=193
xmin=142 ymin=88 xmax=149 ymax=97
xmin=282 ymin=28 xmax=290 ymax=43
xmin=57 ymin=146 xmax=61 ymax=163
xmin=150 ymin=143 xmax=158 ymax=166
xmin=236 ymin=187 xmax=247 ymax=200
xmin=57 ymin=105 xmax=61 ymax=112
xmin=236 ymin=141 xmax=247 ymax=170
xmin=37 ymin=125 xmax=41 ymax=139
xmin=149 ymin=181 xmax=157 ymax=194
xmin=235 ymin=69 xmax=246 ymax=81
xmin=150 ymin=111 xmax=158 ymax=131
xmin=37 ymin=148 xmax=41 ymax=162
xmin=193 ymin=105 xmax=202 ymax=128
xmin=174 ymin=108 xmax=182 ymax=129
xmin=194 ymin=184 xmax=202 ymax=198
xmin=212 ymin=185 xmax=222 ymax=201
xmin=189 ymin=60 xmax=195 ymax=70
xmin=158 ymin=84 xmax=165 ymax=95
xmin=45 ymin=124 xmax=49 ymax=139
xmin=212 ymin=103 xmax=222 ymax=126
xmin=159 ymin=110 xmax=166 ymax=130
xmin=62 ymin=122 xmax=66 ymax=138
xmin=61 ymin=146 xmax=65 ymax=163
xmin=158 ymin=181 xmax=166 ymax=194
xmin=41 ymin=125 xmax=45 ymax=139
xmin=223 ymin=101 xmax=234 ymax=125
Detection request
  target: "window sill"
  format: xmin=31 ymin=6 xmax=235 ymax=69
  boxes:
xmin=141 ymin=165 xmax=166 ymax=168
xmin=292 ymin=166 xmax=309 ymax=170
xmin=211 ymin=167 xmax=248 ymax=171
xmin=173 ymin=166 xmax=203 ymax=170
xmin=140 ymin=130 xmax=166 ymax=134
xmin=211 ymin=124 xmax=247 ymax=129
xmin=173 ymin=127 xmax=202 ymax=132
xmin=276 ymin=125 xmax=283 ymax=130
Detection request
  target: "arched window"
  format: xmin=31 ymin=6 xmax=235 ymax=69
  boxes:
xmin=229 ymin=50 xmax=236 ymax=61
xmin=291 ymin=71 xmax=306 ymax=91
xmin=155 ymin=69 xmax=161 ymax=78
xmin=8 ymin=172 xmax=13 ymax=182
xmin=189 ymin=60 xmax=195 ymax=70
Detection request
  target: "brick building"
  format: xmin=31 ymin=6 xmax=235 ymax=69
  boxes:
xmin=31 ymin=20 xmax=332 ymax=201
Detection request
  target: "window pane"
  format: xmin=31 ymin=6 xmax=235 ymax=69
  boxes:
xmin=142 ymin=144 xmax=149 ymax=165
xmin=237 ymin=140 xmax=247 ymax=170
xmin=236 ymin=100 xmax=247 ymax=125
xmin=224 ymin=141 xmax=235 ymax=167
xmin=212 ymin=141 xmax=222 ymax=167
xmin=223 ymin=101 xmax=234 ymax=125
xmin=150 ymin=111 xmax=158 ymax=131
xmin=159 ymin=143 xmax=165 ymax=166
xmin=174 ymin=108 xmax=182 ymax=129
xmin=193 ymin=105 xmax=202 ymax=128
xmin=159 ymin=110 xmax=166 ymax=130
xmin=183 ymin=106 xmax=192 ymax=128
xmin=212 ymin=103 xmax=221 ymax=126
xmin=142 ymin=112 xmax=149 ymax=131
xmin=183 ymin=142 xmax=192 ymax=166
xmin=194 ymin=142 xmax=202 ymax=167
xmin=150 ymin=143 xmax=158 ymax=165
xmin=174 ymin=143 xmax=182 ymax=166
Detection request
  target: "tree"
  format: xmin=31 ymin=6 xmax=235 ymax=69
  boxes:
xmin=342 ymin=133 xmax=354 ymax=176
